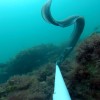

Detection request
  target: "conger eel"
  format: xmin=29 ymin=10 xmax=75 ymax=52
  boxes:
xmin=41 ymin=0 xmax=85 ymax=65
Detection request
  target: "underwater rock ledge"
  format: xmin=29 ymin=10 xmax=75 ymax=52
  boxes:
xmin=0 ymin=33 xmax=100 ymax=100
xmin=68 ymin=33 xmax=100 ymax=100
xmin=0 ymin=44 xmax=61 ymax=83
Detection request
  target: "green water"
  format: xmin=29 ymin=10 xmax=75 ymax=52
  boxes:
xmin=0 ymin=0 xmax=100 ymax=63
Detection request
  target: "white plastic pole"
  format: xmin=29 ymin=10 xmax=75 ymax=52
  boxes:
xmin=53 ymin=64 xmax=71 ymax=100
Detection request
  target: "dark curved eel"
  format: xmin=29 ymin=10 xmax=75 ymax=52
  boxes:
xmin=41 ymin=0 xmax=85 ymax=64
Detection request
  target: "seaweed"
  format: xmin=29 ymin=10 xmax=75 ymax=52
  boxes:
xmin=0 ymin=63 xmax=55 ymax=100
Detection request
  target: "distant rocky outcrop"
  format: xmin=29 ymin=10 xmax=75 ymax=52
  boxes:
xmin=0 ymin=44 xmax=61 ymax=83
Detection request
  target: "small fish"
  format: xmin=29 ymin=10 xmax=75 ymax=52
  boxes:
xmin=94 ymin=25 xmax=100 ymax=33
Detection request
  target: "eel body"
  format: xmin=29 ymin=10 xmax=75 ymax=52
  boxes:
xmin=41 ymin=0 xmax=85 ymax=64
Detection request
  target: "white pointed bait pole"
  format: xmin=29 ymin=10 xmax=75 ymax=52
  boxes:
xmin=53 ymin=64 xmax=71 ymax=100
